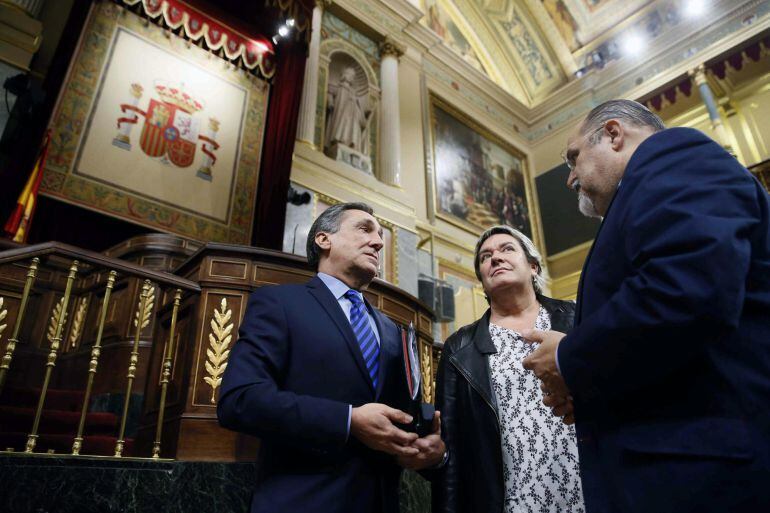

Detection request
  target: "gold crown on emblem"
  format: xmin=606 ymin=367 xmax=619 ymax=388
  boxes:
xmin=155 ymin=84 xmax=204 ymax=114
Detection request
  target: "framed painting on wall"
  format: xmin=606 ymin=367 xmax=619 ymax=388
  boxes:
xmin=428 ymin=95 xmax=540 ymax=245
xmin=41 ymin=1 xmax=271 ymax=243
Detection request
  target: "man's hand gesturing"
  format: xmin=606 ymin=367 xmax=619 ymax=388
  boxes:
xmin=350 ymin=403 xmax=419 ymax=456
xmin=521 ymin=329 xmax=575 ymax=424
xmin=397 ymin=411 xmax=446 ymax=470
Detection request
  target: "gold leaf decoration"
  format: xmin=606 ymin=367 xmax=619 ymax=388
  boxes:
xmin=68 ymin=297 xmax=89 ymax=350
xmin=0 ymin=297 xmax=7 ymax=339
xmin=47 ymin=297 xmax=68 ymax=343
xmin=420 ymin=341 xmax=433 ymax=403
xmin=133 ymin=283 xmax=155 ymax=330
xmin=203 ymin=298 xmax=233 ymax=404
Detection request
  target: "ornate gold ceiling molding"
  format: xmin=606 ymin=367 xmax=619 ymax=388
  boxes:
xmin=523 ymin=0 xmax=578 ymax=76
xmin=452 ymin=0 xmax=534 ymax=104
xmin=458 ymin=0 xmax=567 ymax=103
xmin=566 ymin=0 xmax=653 ymax=48
xmin=570 ymin=0 xmax=663 ymax=63
xmin=524 ymin=1 xmax=770 ymax=141
xmin=436 ymin=0 xmax=520 ymax=98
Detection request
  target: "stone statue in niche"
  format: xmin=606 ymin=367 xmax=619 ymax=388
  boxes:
xmin=324 ymin=64 xmax=374 ymax=175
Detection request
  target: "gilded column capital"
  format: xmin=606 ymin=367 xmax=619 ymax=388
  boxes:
xmin=688 ymin=64 xmax=707 ymax=86
xmin=315 ymin=0 xmax=332 ymax=9
xmin=379 ymin=38 xmax=405 ymax=60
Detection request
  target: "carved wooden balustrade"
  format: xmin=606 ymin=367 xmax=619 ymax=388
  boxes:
xmin=0 ymin=241 xmax=199 ymax=458
xmin=0 ymin=238 xmax=437 ymax=462
xmin=138 ymin=242 xmax=437 ymax=461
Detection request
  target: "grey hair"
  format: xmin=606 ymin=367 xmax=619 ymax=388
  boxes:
xmin=306 ymin=202 xmax=374 ymax=270
xmin=473 ymin=225 xmax=545 ymax=294
xmin=582 ymin=99 xmax=665 ymax=144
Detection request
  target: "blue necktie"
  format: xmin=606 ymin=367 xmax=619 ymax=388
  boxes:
xmin=344 ymin=290 xmax=379 ymax=388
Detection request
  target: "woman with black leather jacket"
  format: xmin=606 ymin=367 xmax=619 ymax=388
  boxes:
xmin=432 ymin=225 xmax=584 ymax=513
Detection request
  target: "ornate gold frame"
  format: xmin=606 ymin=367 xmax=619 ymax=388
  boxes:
xmin=426 ymin=93 xmax=544 ymax=252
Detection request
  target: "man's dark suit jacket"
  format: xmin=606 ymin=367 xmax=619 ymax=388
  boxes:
xmin=559 ymin=127 xmax=770 ymax=513
xmin=217 ymin=275 xmax=407 ymax=513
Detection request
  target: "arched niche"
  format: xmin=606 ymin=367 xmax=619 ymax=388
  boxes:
xmin=318 ymin=39 xmax=380 ymax=177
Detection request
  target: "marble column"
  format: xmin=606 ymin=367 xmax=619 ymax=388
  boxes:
xmin=296 ymin=0 xmax=328 ymax=145
xmin=689 ymin=64 xmax=734 ymax=155
xmin=378 ymin=39 xmax=405 ymax=187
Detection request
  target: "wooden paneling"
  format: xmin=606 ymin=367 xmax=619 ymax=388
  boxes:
xmin=137 ymin=242 xmax=436 ymax=461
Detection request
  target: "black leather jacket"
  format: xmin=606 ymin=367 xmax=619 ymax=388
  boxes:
xmin=431 ymin=296 xmax=576 ymax=513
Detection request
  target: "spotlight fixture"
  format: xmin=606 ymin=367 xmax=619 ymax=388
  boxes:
xmin=591 ymin=51 xmax=605 ymax=68
xmin=620 ymin=31 xmax=646 ymax=57
xmin=286 ymin=18 xmax=295 ymax=27
xmin=684 ymin=0 xmax=707 ymax=18
xmin=278 ymin=25 xmax=289 ymax=37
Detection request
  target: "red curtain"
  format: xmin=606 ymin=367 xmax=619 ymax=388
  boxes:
xmin=251 ymin=37 xmax=307 ymax=249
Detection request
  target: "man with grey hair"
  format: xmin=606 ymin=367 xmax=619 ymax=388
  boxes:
xmin=219 ymin=202 xmax=445 ymax=513
xmin=522 ymin=99 xmax=770 ymax=513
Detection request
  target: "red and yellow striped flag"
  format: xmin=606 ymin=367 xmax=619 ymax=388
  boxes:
xmin=3 ymin=132 xmax=50 ymax=243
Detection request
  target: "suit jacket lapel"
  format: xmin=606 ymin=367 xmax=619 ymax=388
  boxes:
xmin=306 ymin=276 xmax=375 ymax=393
xmin=576 ymin=190 xmax=620 ymax=323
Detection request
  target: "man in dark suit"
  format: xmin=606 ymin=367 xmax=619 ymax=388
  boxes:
xmin=218 ymin=202 xmax=445 ymax=513
xmin=522 ymin=100 xmax=770 ymax=512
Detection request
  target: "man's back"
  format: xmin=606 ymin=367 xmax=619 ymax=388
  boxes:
xmin=563 ymin=127 xmax=770 ymax=512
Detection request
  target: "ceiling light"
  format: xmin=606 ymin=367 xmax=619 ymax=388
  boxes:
xmin=684 ymin=0 xmax=708 ymax=18
xmin=278 ymin=25 xmax=289 ymax=37
xmin=286 ymin=18 xmax=295 ymax=27
xmin=620 ymin=31 xmax=646 ymax=57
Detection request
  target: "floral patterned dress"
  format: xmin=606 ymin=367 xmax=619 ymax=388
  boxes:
xmin=488 ymin=306 xmax=585 ymax=513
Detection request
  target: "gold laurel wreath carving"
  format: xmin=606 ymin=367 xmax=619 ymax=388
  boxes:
xmin=68 ymin=297 xmax=89 ymax=350
xmin=420 ymin=341 xmax=433 ymax=403
xmin=47 ymin=297 xmax=68 ymax=344
xmin=204 ymin=298 xmax=233 ymax=404
xmin=0 ymin=297 xmax=7 ymax=339
xmin=133 ymin=284 xmax=155 ymax=330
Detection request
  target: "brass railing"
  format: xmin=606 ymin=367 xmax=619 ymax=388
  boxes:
xmin=0 ymin=242 xmax=199 ymax=459
xmin=749 ymin=158 xmax=770 ymax=192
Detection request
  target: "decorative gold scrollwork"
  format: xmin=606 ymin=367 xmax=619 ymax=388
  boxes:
xmin=0 ymin=297 xmax=7 ymax=340
xmin=133 ymin=285 xmax=155 ymax=330
xmin=204 ymin=298 xmax=233 ymax=404
xmin=420 ymin=339 xmax=433 ymax=404
xmin=47 ymin=297 xmax=69 ymax=347
xmin=68 ymin=297 xmax=89 ymax=350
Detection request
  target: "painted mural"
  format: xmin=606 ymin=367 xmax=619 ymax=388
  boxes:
xmin=422 ymin=0 xmax=488 ymax=74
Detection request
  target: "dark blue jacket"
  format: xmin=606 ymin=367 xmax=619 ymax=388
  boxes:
xmin=559 ymin=127 xmax=770 ymax=513
xmin=218 ymin=275 xmax=407 ymax=513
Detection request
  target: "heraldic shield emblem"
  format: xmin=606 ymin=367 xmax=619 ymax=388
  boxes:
xmin=114 ymin=82 xmax=220 ymax=180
